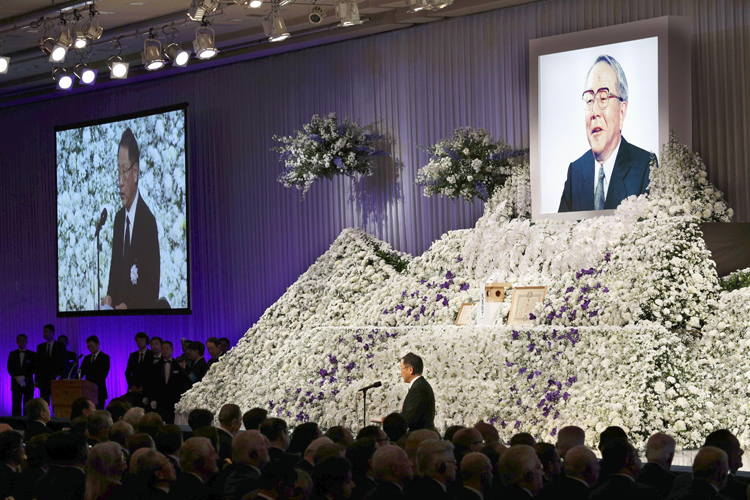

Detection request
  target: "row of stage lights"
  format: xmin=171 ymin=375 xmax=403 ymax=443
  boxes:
xmin=0 ymin=0 xmax=455 ymax=90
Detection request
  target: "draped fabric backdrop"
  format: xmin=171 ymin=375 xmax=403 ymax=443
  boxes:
xmin=0 ymin=0 xmax=748 ymax=415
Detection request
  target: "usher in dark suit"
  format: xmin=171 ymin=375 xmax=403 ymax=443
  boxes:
xmin=106 ymin=192 xmax=160 ymax=310
xmin=558 ymin=137 xmax=654 ymax=213
xmin=80 ymin=351 xmax=111 ymax=409
xmin=36 ymin=340 xmax=65 ymax=406
xmin=7 ymin=348 xmax=36 ymax=416
xmin=149 ymin=357 xmax=189 ymax=424
xmin=125 ymin=349 xmax=154 ymax=392
xmin=401 ymin=376 xmax=435 ymax=431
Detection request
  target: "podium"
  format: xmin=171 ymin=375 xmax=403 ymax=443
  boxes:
xmin=51 ymin=380 xmax=98 ymax=418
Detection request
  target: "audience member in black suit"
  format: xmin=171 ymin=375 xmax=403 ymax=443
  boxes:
xmin=252 ymin=460 xmax=300 ymax=500
xmin=456 ymin=452 xmax=492 ymax=500
xmin=36 ymin=324 xmax=66 ymax=408
xmin=72 ymin=397 xmax=96 ymax=421
xmin=404 ymin=439 xmax=455 ymax=500
xmin=183 ymin=341 xmax=209 ymax=386
xmin=109 ymin=421 xmax=134 ymax=459
xmin=138 ymin=412 xmax=165 ymax=440
xmin=638 ymin=432 xmax=677 ymax=498
xmin=288 ymin=422 xmax=323 ymax=456
xmin=589 ymin=440 xmax=660 ymax=500
xmin=106 ymin=400 xmax=133 ymax=423
xmin=510 ymin=432 xmax=536 ymax=447
xmin=667 ymin=446 xmax=733 ymax=500
xmin=171 ymin=437 xmax=220 ymax=500
xmin=218 ymin=404 xmax=243 ymax=466
xmin=155 ymin=424 xmax=183 ymax=475
xmin=356 ymin=425 xmax=389 ymax=448
xmin=148 ymin=341 xmax=188 ymax=424
xmin=188 ymin=408 xmax=215 ymax=431
xmin=404 ymin=429 xmax=440 ymax=472
xmin=85 ymin=441 xmax=128 ymax=500
xmin=206 ymin=337 xmax=224 ymax=370
xmin=474 ymin=422 xmax=500 ymax=446
xmin=325 ymin=426 xmax=354 ymax=448
xmin=242 ymin=408 xmax=268 ymax=431
xmin=311 ymin=456 xmax=355 ymax=500
xmin=497 ymin=445 xmax=544 ymax=499
xmin=398 ymin=353 xmax=435 ymax=431
xmin=382 ymin=413 xmax=409 ymax=445
xmin=555 ymin=426 xmax=586 ymax=465
xmin=593 ymin=425 xmax=629 ymax=488
xmin=12 ymin=433 xmax=50 ymax=500
xmin=215 ymin=430 xmax=270 ymax=500
xmin=444 ymin=426 xmax=465 ymax=443
xmin=58 ymin=335 xmax=79 ymax=379
xmin=125 ymin=332 xmax=153 ymax=406
xmin=126 ymin=433 xmax=156 ymax=457
xmin=299 ymin=437 xmax=334 ymax=472
xmin=0 ymin=429 xmax=23 ymax=499
xmin=35 ymin=431 xmax=88 ymax=500
xmin=87 ymin=410 xmax=114 ymax=447
xmin=81 ymin=336 xmax=111 ymax=409
xmin=668 ymin=429 xmax=746 ymax=500
xmin=346 ymin=437 xmax=378 ymax=500
xmin=452 ymin=427 xmax=484 ymax=467
xmin=538 ymin=445 xmax=599 ymax=500
xmin=23 ymin=397 xmax=53 ymax=442
xmin=362 ymin=445 xmax=412 ymax=500
xmin=260 ymin=418 xmax=297 ymax=467
xmin=128 ymin=448 xmax=177 ymax=500
xmin=7 ymin=333 xmax=36 ymax=416
xmin=533 ymin=442 xmax=562 ymax=492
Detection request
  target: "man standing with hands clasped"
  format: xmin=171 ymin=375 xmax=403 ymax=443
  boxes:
xmin=398 ymin=353 xmax=435 ymax=432
xmin=80 ymin=335 xmax=111 ymax=409
xmin=7 ymin=334 xmax=37 ymax=416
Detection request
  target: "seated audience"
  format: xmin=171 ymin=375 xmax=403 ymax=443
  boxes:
xmin=453 ymin=427 xmax=484 ymax=466
xmin=260 ymin=418 xmax=296 ymax=466
xmin=12 ymin=433 xmax=49 ymax=500
xmin=0 ymin=429 xmax=23 ymax=498
xmin=555 ymin=426 xmax=585 ymax=464
xmin=346 ymin=437 xmax=378 ymax=500
xmin=638 ymin=432 xmax=677 ymax=499
xmin=218 ymin=403 xmax=243 ymax=465
xmin=474 ymin=422 xmax=500 ymax=445
xmin=382 ymin=413 xmax=409 ymax=445
xmin=126 ymin=433 xmax=156 ymax=456
xmin=325 ymin=426 xmax=354 ymax=448
xmin=36 ymin=431 xmax=89 ymax=500
xmin=85 ymin=441 xmax=128 ymax=500
xmin=109 ymin=421 xmax=134 ymax=451
xmin=252 ymin=460 xmax=300 ymax=499
xmin=404 ymin=429 xmax=440 ymax=470
xmin=122 ymin=407 xmax=145 ymax=427
xmin=72 ymin=397 xmax=97 ymax=420
xmin=444 ymin=426 xmax=465 ymax=443
xmin=171 ymin=437 xmax=220 ymax=500
xmin=219 ymin=338 xmax=231 ymax=354
xmin=105 ymin=400 xmax=133 ymax=423
xmin=533 ymin=442 xmax=562 ymax=489
xmin=497 ymin=445 xmax=544 ymax=499
xmin=300 ymin=437 xmax=333 ymax=472
xmin=542 ymin=445 xmax=599 ymax=499
xmin=242 ymin=408 xmax=268 ymax=431
xmin=188 ymin=408 xmax=215 ymax=431
xmin=356 ymin=425 xmax=389 ymax=447
xmin=289 ymin=422 xmax=323 ymax=456
xmin=312 ymin=456 xmax=355 ymax=500
xmin=155 ymin=424 xmax=183 ymax=474
xmin=667 ymin=446 xmax=731 ymax=500
xmin=509 ymin=433 xmax=536 ymax=447
xmin=128 ymin=447 xmax=177 ymax=499
xmin=313 ymin=443 xmax=346 ymax=466
xmin=457 ymin=452 xmax=493 ymax=500
xmin=216 ymin=430 xmax=270 ymax=500
xmin=405 ymin=439 xmax=456 ymax=500
xmin=293 ymin=467 xmax=314 ymax=500
xmin=23 ymin=397 xmax=52 ymax=442
xmin=137 ymin=412 xmax=164 ymax=439
xmin=87 ymin=410 xmax=114 ymax=446
xmin=589 ymin=439 xmax=660 ymax=500
xmin=193 ymin=426 xmax=222 ymax=463
xmin=596 ymin=426 xmax=629 ymax=486
xmin=364 ymin=445 xmax=413 ymax=500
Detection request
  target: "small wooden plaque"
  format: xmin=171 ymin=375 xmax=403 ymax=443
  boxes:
xmin=507 ymin=286 xmax=547 ymax=325
xmin=485 ymin=283 xmax=511 ymax=302
xmin=455 ymin=303 xmax=476 ymax=326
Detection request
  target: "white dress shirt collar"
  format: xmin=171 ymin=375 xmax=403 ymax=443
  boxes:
xmin=593 ymin=137 xmax=621 ymax=199
xmin=408 ymin=375 xmax=422 ymax=390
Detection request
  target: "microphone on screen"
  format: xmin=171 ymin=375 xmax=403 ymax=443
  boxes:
xmin=358 ymin=381 xmax=382 ymax=392
xmin=94 ymin=208 xmax=107 ymax=237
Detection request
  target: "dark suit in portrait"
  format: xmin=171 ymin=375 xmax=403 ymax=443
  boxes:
xmin=216 ymin=462 xmax=261 ymax=500
xmin=7 ymin=349 xmax=36 ymax=416
xmin=149 ymin=358 xmax=189 ymax=424
xmin=80 ymin=351 xmax=111 ymax=409
xmin=589 ymin=474 xmax=661 ymax=500
xmin=217 ymin=427 xmax=234 ymax=466
xmin=36 ymin=340 xmax=65 ymax=406
xmin=498 ymin=484 xmax=535 ymax=499
xmin=106 ymin=192 xmax=160 ymax=310
xmin=558 ymin=137 xmax=653 ymax=213
xmin=400 ymin=376 xmax=435 ymax=431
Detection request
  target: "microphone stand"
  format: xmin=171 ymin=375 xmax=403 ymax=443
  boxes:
xmin=362 ymin=387 xmax=369 ymax=428
xmin=96 ymin=228 xmax=101 ymax=310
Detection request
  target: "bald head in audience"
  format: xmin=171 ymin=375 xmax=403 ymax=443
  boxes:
xmin=461 ymin=452 xmax=493 ymax=497
xmin=0 ymin=424 xmax=12 ymax=434
xmin=233 ymin=430 xmax=271 ymax=469
xmin=405 ymin=429 xmax=439 ymax=469
xmin=693 ymin=446 xmax=730 ymax=492
xmin=303 ymin=437 xmax=333 ymax=466
xmin=563 ymin=445 xmax=600 ymax=487
xmin=498 ymin=445 xmax=544 ymax=495
xmin=556 ymin=426 xmax=585 ymax=461
xmin=371 ymin=444 xmax=413 ymax=488
xmin=645 ymin=432 xmax=676 ymax=470
xmin=474 ymin=422 xmax=499 ymax=445
xmin=416 ymin=439 xmax=457 ymax=486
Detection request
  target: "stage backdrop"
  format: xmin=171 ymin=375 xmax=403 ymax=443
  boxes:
xmin=1 ymin=0 xmax=750 ymax=415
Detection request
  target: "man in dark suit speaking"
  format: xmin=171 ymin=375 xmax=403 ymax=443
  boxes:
xmin=559 ymin=55 xmax=654 ymax=213
xmin=101 ymin=127 xmax=160 ymax=310
xmin=399 ymin=353 xmax=435 ymax=431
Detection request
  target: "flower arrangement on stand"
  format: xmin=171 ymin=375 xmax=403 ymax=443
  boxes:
xmin=415 ymin=127 xmax=527 ymax=203
xmin=274 ymin=113 xmax=388 ymax=198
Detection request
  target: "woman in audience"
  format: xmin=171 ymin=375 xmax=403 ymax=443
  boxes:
xmin=85 ymin=441 xmax=128 ymax=500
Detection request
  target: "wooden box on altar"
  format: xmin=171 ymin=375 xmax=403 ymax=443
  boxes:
xmin=51 ymin=380 xmax=98 ymax=418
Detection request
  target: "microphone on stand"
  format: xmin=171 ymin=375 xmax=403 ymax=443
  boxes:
xmin=67 ymin=353 xmax=84 ymax=380
xmin=359 ymin=381 xmax=382 ymax=427
xmin=94 ymin=208 xmax=107 ymax=237
xmin=95 ymin=208 xmax=107 ymax=309
xmin=358 ymin=381 xmax=382 ymax=392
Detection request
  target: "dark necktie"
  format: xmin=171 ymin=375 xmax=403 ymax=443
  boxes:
xmin=139 ymin=352 xmax=144 ymax=364
xmin=124 ymin=215 xmax=131 ymax=258
xmin=47 ymin=343 xmax=52 ymax=358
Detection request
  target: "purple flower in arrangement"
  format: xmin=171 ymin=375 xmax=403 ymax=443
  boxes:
xmin=581 ymin=300 xmax=590 ymax=311
xmin=442 ymin=298 xmax=449 ymax=307
xmin=550 ymin=428 xmax=557 ymax=437
xmin=566 ymin=286 xmax=575 ymax=293
xmin=554 ymin=410 xmax=560 ymax=419
xmin=382 ymin=310 xmax=389 ymax=315
xmin=332 ymin=389 xmax=339 ymax=396
xmin=413 ymin=314 xmax=420 ymax=321
xmin=589 ymin=311 xmax=598 ymax=317
xmin=333 ymin=157 xmax=344 ymax=170
xmin=406 ymin=308 xmax=412 ymax=316
xmin=460 ymin=283 xmax=470 ymax=291
xmin=563 ymin=392 xmax=570 ymax=401
xmin=439 ymin=282 xmax=450 ymax=290
xmin=514 ymin=420 xmax=522 ymax=429
xmin=446 ymin=270 xmax=455 ymax=280
xmin=401 ymin=291 xmax=407 ymax=298
xmin=605 ymin=252 xmax=611 ymax=262
xmin=268 ymin=400 xmax=275 ymax=409
xmin=420 ymin=305 xmax=426 ymax=315
xmin=603 ymin=287 xmax=609 ymax=293
xmin=519 ymin=367 xmax=527 ymax=374
xmin=506 ymin=361 xmax=514 ymax=367
xmin=344 ymin=362 xmax=356 ymax=372
xmin=420 ymin=279 xmax=427 ymax=284
xmin=516 ymin=400 xmax=522 ymax=406
xmin=422 ymin=296 xmax=428 ymax=302
xmin=475 ymin=181 xmax=489 ymax=201
xmin=566 ymin=376 xmax=577 ymax=387
xmin=395 ymin=304 xmax=405 ymax=311
xmin=527 ymin=343 xmax=535 ymax=352
xmin=436 ymin=294 xmax=443 ymax=302
xmin=529 ymin=313 xmax=536 ymax=320
xmin=308 ymin=134 xmax=324 ymax=144
xmin=457 ymin=255 xmax=463 ymax=262
xmin=512 ymin=331 xmax=520 ymax=340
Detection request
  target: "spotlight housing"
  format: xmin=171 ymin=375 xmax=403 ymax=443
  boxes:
xmin=0 ymin=57 xmax=9 ymax=74
xmin=165 ymin=43 xmax=191 ymax=67
xmin=430 ymin=0 xmax=453 ymax=9
xmin=50 ymin=29 xmax=73 ymax=62
xmin=53 ymin=67 xmax=73 ymax=90
xmin=82 ymin=17 xmax=104 ymax=40
xmin=263 ymin=12 xmax=290 ymax=42
xmin=248 ymin=0 xmax=263 ymax=7
xmin=309 ymin=6 xmax=325 ymax=24
xmin=74 ymin=29 xmax=88 ymax=49
xmin=39 ymin=37 xmax=56 ymax=56
xmin=74 ymin=63 xmax=97 ymax=85
xmin=406 ymin=0 xmax=431 ymax=12
xmin=107 ymin=55 xmax=129 ymax=79
xmin=141 ymin=39 xmax=166 ymax=70
xmin=335 ymin=1 xmax=363 ymax=26
xmin=187 ymin=0 xmax=219 ymax=22
xmin=193 ymin=27 xmax=219 ymax=59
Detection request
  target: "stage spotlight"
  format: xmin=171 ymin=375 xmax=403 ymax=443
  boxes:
xmin=53 ymin=67 xmax=73 ymax=90
xmin=82 ymin=17 xmax=104 ymax=40
xmin=263 ymin=12 xmax=290 ymax=42
xmin=74 ymin=63 xmax=97 ymax=85
xmin=187 ymin=0 xmax=219 ymax=22
xmin=49 ymin=30 xmax=73 ymax=63
xmin=39 ymin=37 xmax=56 ymax=56
xmin=0 ymin=57 xmax=9 ymax=74
xmin=193 ymin=27 xmax=218 ymax=59
xmin=107 ymin=55 xmax=129 ymax=79
xmin=74 ymin=29 xmax=88 ymax=49
xmin=249 ymin=0 xmax=263 ymax=7
xmin=335 ymin=1 xmax=363 ymax=26
xmin=309 ymin=6 xmax=325 ymax=24
xmin=165 ymin=43 xmax=191 ymax=67
xmin=141 ymin=39 xmax=166 ymax=70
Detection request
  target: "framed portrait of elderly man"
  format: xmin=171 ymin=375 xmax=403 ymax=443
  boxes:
xmin=529 ymin=17 xmax=692 ymax=221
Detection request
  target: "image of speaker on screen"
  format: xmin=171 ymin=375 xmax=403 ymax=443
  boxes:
xmin=100 ymin=128 xmax=160 ymax=310
xmin=558 ymin=55 xmax=655 ymax=213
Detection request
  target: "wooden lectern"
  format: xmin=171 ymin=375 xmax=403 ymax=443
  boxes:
xmin=51 ymin=380 xmax=98 ymax=418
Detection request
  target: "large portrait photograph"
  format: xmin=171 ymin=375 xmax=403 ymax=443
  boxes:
xmin=537 ymin=37 xmax=659 ymax=216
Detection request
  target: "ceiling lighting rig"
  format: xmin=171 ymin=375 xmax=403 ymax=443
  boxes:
xmin=406 ymin=0 xmax=453 ymax=12
xmin=335 ymin=1 xmax=364 ymax=27
xmin=188 ymin=0 xmax=220 ymax=22
xmin=262 ymin=0 xmax=290 ymax=42
xmin=0 ymin=43 xmax=9 ymax=75
xmin=107 ymin=39 xmax=129 ymax=79
xmin=164 ymin=24 xmax=191 ymax=67
xmin=141 ymin=28 xmax=166 ymax=71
